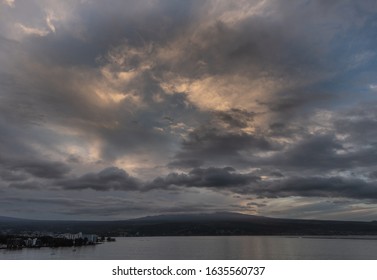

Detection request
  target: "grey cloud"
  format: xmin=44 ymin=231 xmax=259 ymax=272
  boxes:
xmin=146 ymin=167 xmax=260 ymax=191
xmin=11 ymin=159 xmax=71 ymax=179
xmin=254 ymin=176 xmax=377 ymax=201
xmin=96 ymin=90 xmax=201 ymax=161
xmin=8 ymin=181 xmax=42 ymax=190
xmin=20 ymin=0 xmax=197 ymax=67
xmin=246 ymin=202 xmax=267 ymax=208
xmin=167 ymin=12 xmax=320 ymax=79
xmin=1 ymin=38 xmax=202 ymax=164
xmin=160 ymin=0 xmax=369 ymax=82
xmin=0 ymin=156 xmax=71 ymax=180
xmin=269 ymin=171 xmax=284 ymax=178
xmin=167 ymin=159 xmax=204 ymax=169
xmin=1 ymin=0 xmax=377 ymax=220
xmin=214 ymin=109 xmax=256 ymax=129
xmin=0 ymin=170 xmax=28 ymax=182
xmin=369 ymin=171 xmax=377 ymax=179
xmin=145 ymin=166 xmax=377 ymax=202
xmin=267 ymin=134 xmax=346 ymax=171
xmin=266 ymin=122 xmax=306 ymax=138
xmin=58 ymin=167 xmax=140 ymax=191
xmin=334 ymin=103 xmax=377 ymax=145
xmin=261 ymin=132 xmax=377 ymax=174
xmin=258 ymin=91 xmax=333 ymax=118
xmin=171 ymin=125 xmax=275 ymax=168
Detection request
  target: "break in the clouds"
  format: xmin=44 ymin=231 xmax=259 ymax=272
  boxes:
xmin=1 ymin=0 xmax=377 ymax=220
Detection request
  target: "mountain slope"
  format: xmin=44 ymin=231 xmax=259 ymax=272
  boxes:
xmin=1 ymin=212 xmax=377 ymax=236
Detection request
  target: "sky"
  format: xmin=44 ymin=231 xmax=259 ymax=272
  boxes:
xmin=1 ymin=0 xmax=377 ymax=221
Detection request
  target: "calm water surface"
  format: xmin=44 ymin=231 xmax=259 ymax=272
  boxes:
xmin=1 ymin=236 xmax=377 ymax=260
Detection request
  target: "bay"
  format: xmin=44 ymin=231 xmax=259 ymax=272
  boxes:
xmin=1 ymin=236 xmax=377 ymax=260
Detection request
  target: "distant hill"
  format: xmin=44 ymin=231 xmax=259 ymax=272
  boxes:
xmin=1 ymin=212 xmax=377 ymax=236
xmin=0 ymin=216 xmax=30 ymax=222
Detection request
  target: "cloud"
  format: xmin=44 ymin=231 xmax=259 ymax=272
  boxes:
xmin=146 ymin=167 xmax=260 ymax=191
xmin=16 ymin=23 xmax=49 ymax=37
xmin=146 ymin=168 xmax=377 ymax=202
xmin=58 ymin=167 xmax=140 ymax=191
xmin=8 ymin=181 xmax=43 ymax=190
xmin=1 ymin=0 xmax=377 ymax=220
xmin=167 ymin=159 xmax=204 ymax=169
xmin=256 ymin=106 xmax=377 ymax=174
xmin=0 ymin=171 xmax=27 ymax=182
xmin=11 ymin=159 xmax=71 ymax=179
xmin=369 ymin=171 xmax=377 ymax=179
xmin=265 ymin=134 xmax=346 ymax=171
xmin=214 ymin=109 xmax=257 ymax=129
xmin=169 ymin=110 xmax=276 ymax=169
xmin=0 ymin=156 xmax=71 ymax=180
xmin=254 ymin=176 xmax=377 ymax=201
xmin=334 ymin=102 xmax=377 ymax=145
xmin=2 ymin=0 xmax=14 ymax=7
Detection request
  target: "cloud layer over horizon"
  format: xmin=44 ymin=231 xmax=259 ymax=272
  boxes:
xmin=1 ymin=0 xmax=377 ymax=221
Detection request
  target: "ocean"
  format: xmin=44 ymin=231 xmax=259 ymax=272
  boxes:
xmin=1 ymin=236 xmax=377 ymax=260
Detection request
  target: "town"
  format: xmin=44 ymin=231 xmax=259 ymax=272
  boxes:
xmin=0 ymin=232 xmax=115 ymax=250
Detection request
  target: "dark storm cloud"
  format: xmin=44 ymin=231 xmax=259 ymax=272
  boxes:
xmin=58 ymin=167 xmax=140 ymax=191
xmin=15 ymin=0 xmax=197 ymax=67
xmin=146 ymin=167 xmax=260 ymax=191
xmin=165 ymin=8 xmax=324 ymax=79
xmin=266 ymin=122 xmax=306 ymax=138
xmin=0 ymin=39 xmax=109 ymax=130
xmin=269 ymin=171 xmax=284 ymax=178
xmin=254 ymin=177 xmax=377 ymax=201
xmin=0 ymin=54 xmax=195 ymax=166
xmin=167 ymin=159 xmax=204 ymax=169
xmin=26 ymin=161 xmax=377 ymax=205
xmin=214 ymin=109 xmax=256 ymax=129
xmin=0 ymin=169 xmax=28 ymax=182
xmin=96 ymin=90 xmax=202 ymax=161
xmin=172 ymin=130 xmax=268 ymax=167
xmin=334 ymin=102 xmax=377 ymax=145
xmin=159 ymin=0 xmax=377 ymax=84
xmin=1 ymin=0 xmax=377 ymax=220
xmin=145 ymin=168 xmax=377 ymax=201
xmin=10 ymin=159 xmax=71 ymax=179
xmin=369 ymin=171 xmax=377 ymax=179
xmin=244 ymin=106 xmax=377 ymax=175
xmin=1 ymin=0 xmax=374 ymax=165
xmin=8 ymin=181 xmax=43 ymax=190
xmin=0 ymin=156 xmax=71 ymax=179
xmin=261 ymin=132 xmax=377 ymax=173
xmin=258 ymin=91 xmax=334 ymax=118
xmin=1 ymin=28 xmax=204 ymax=163
xmin=168 ymin=109 xmax=267 ymax=168
xmin=266 ymin=134 xmax=346 ymax=171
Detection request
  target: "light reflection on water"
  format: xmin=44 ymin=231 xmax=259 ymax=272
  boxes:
xmin=1 ymin=236 xmax=377 ymax=260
